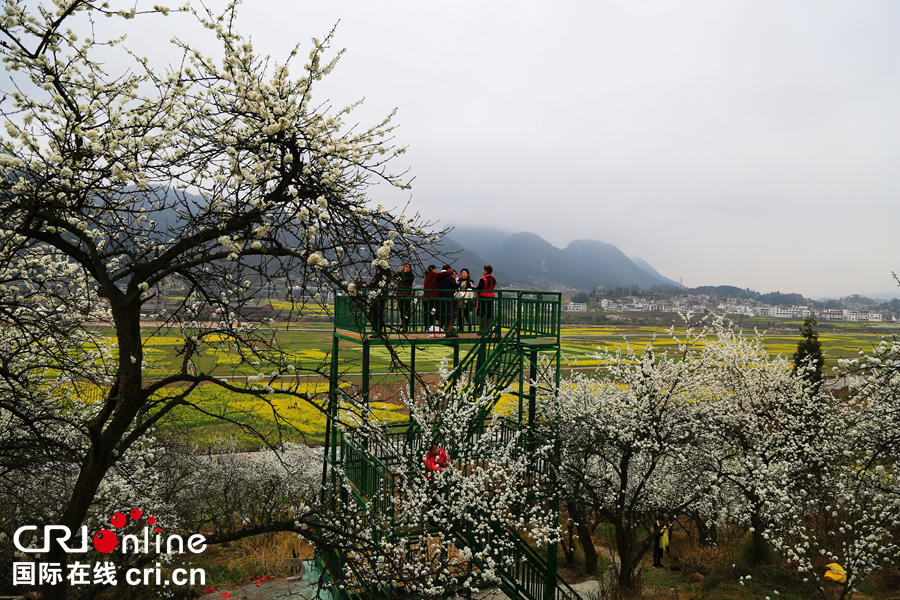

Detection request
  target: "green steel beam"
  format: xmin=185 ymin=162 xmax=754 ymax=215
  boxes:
xmin=361 ymin=339 xmax=370 ymax=405
xmin=528 ymin=349 xmax=538 ymax=430
xmin=409 ymin=343 xmax=416 ymax=422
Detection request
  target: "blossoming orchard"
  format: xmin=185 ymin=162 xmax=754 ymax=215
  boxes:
xmin=1 ymin=2 xmax=899 ymax=600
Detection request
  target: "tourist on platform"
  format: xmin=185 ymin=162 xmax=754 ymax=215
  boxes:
xmin=423 ymin=265 xmax=439 ymax=329
xmin=395 ymin=263 xmax=414 ymax=331
xmin=476 ymin=264 xmax=497 ymax=332
xmin=370 ymin=266 xmax=391 ymax=332
xmin=437 ymin=264 xmax=459 ymax=336
xmin=456 ymin=268 xmax=476 ymax=331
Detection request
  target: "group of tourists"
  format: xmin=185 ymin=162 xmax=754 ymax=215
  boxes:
xmin=380 ymin=263 xmax=496 ymax=335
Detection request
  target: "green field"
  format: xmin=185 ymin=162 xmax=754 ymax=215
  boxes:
xmin=74 ymin=317 xmax=896 ymax=448
xmin=156 ymin=383 xmax=407 ymax=448
xmin=556 ymin=320 xmax=896 ymax=372
xmin=96 ymin=318 xmax=893 ymax=378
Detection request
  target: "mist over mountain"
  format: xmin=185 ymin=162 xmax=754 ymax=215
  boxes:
xmin=438 ymin=226 xmax=893 ymax=307
xmin=443 ymin=226 xmax=681 ymax=291
xmin=443 ymin=226 xmax=512 ymax=259
xmin=562 ymin=239 xmax=662 ymax=289
xmin=426 ymin=236 xmax=512 ymax=284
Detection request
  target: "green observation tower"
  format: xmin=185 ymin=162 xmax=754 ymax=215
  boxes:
xmin=314 ymin=288 xmax=579 ymax=600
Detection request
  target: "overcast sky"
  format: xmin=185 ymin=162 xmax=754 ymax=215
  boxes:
xmin=94 ymin=1 xmax=898 ymax=298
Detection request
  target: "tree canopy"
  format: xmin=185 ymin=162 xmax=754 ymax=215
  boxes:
xmin=548 ymin=322 xmax=900 ymax=599
xmin=0 ymin=2 xmax=439 ymax=597
xmin=793 ymin=315 xmax=825 ymax=386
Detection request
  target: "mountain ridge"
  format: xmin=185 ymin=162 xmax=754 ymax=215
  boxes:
xmin=442 ymin=226 xmax=680 ymax=291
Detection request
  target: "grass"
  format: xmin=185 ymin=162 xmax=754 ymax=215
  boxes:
xmin=560 ymin=523 xmax=900 ymax=600
xmin=187 ymin=531 xmax=313 ymax=592
xmin=155 ymin=383 xmax=408 ymax=447
xmin=558 ymin=320 xmax=890 ymax=371
xmin=73 ymin=316 xmax=892 ymax=382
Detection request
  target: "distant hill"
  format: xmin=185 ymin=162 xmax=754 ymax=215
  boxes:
xmin=631 ymin=257 xmax=684 ymax=288
xmin=440 ymin=226 xmax=828 ymax=305
xmin=426 ymin=236 xmax=512 ymax=284
xmin=688 ymin=285 xmax=807 ymax=306
xmin=443 ymin=226 xmax=679 ymax=291
xmin=492 ymin=232 xmax=584 ymax=288
xmin=562 ymin=239 xmax=661 ymax=289
xmin=443 ymin=226 xmax=511 ymax=260
xmin=864 ymin=292 xmax=900 ymax=302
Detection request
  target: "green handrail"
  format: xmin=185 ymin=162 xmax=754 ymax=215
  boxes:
xmin=446 ymin=321 xmax=514 ymax=396
xmin=333 ymin=289 xmax=561 ymax=338
xmin=444 ymin=324 xmax=499 ymax=389
xmin=455 ymin=523 xmax=580 ymax=600
xmin=340 ymin=435 xmax=397 ymax=523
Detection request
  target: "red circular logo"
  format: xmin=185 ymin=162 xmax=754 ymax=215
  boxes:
xmin=93 ymin=530 xmax=117 ymax=554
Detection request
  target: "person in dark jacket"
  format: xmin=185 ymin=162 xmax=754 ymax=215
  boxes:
xmin=395 ymin=263 xmax=414 ymax=331
xmin=436 ymin=264 xmax=458 ymax=336
xmin=423 ymin=265 xmax=439 ymax=329
xmin=475 ymin=264 xmax=496 ymax=332
xmin=456 ymin=268 xmax=476 ymax=331
xmin=370 ymin=266 xmax=391 ymax=332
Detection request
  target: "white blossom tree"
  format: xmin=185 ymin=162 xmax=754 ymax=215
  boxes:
xmin=0 ymin=1 xmax=440 ymax=597
xmin=548 ymin=331 xmax=723 ymax=593
xmin=674 ymin=322 xmax=900 ymax=599
xmin=548 ymin=321 xmax=900 ymax=598
xmin=697 ymin=327 xmax=838 ymax=567
xmin=329 ymin=371 xmax=561 ymax=598
xmin=763 ymin=331 xmax=900 ymax=599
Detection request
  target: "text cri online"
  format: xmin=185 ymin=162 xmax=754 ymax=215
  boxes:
xmin=12 ymin=562 xmax=206 ymax=587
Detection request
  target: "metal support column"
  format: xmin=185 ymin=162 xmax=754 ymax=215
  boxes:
xmin=361 ymin=339 xmax=370 ymax=405
xmin=528 ymin=349 xmax=538 ymax=430
xmin=325 ymin=335 xmax=340 ymax=498
xmin=409 ymin=343 xmax=416 ymax=420
xmin=544 ymin=494 xmax=560 ymax=600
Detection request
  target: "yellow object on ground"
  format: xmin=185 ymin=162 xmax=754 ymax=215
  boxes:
xmin=657 ymin=520 xmax=669 ymax=550
xmin=824 ymin=563 xmax=846 ymax=583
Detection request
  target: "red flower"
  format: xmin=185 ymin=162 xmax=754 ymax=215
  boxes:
xmin=202 ymin=586 xmax=215 ymax=594
xmin=219 ymin=594 xmax=231 ymax=599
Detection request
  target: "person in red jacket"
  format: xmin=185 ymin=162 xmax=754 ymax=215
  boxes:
xmin=423 ymin=264 xmax=454 ymax=331
xmin=475 ymin=264 xmax=496 ymax=332
xmin=425 ymin=443 xmax=448 ymax=479
xmin=422 ymin=265 xmax=439 ymax=329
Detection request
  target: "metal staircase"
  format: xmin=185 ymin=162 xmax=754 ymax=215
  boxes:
xmin=321 ymin=290 xmax=570 ymax=600
xmin=455 ymin=524 xmax=580 ymax=600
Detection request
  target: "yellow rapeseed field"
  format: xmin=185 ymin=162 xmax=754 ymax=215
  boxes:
xmin=156 ymin=382 xmax=407 ymax=446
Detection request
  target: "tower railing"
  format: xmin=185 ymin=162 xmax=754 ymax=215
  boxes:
xmin=333 ymin=289 xmax=560 ymax=339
